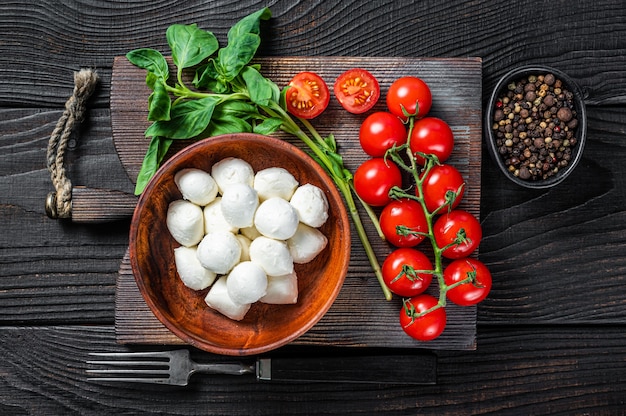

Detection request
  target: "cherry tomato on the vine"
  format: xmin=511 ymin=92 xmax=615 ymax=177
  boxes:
xmin=334 ymin=68 xmax=380 ymax=114
xmin=419 ymin=164 xmax=465 ymax=213
xmin=433 ymin=209 xmax=482 ymax=259
xmin=399 ymin=294 xmax=446 ymax=341
xmin=285 ymin=72 xmax=330 ymax=119
xmin=386 ymin=76 xmax=432 ymax=121
xmin=359 ymin=112 xmax=407 ymax=157
xmin=410 ymin=117 xmax=454 ymax=165
xmin=379 ymin=198 xmax=428 ymax=247
xmin=353 ymin=158 xmax=403 ymax=206
xmin=443 ymin=258 xmax=492 ymax=306
xmin=382 ymin=248 xmax=433 ymax=297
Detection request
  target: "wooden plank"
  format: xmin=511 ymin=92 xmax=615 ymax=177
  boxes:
xmin=111 ymin=55 xmax=482 ymax=350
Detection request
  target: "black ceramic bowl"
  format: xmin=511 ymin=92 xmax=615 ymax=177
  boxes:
xmin=484 ymin=65 xmax=587 ymax=188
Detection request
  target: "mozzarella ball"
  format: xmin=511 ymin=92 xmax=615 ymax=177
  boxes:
xmin=174 ymin=246 xmax=216 ymax=290
xmin=196 ymin=231 xmax=242 ymax=274
xmin=205 ymin=276 xmax=251 ymax=321
xmin=174 ymin=168 xmax=218 ymax=206
xmin=235 ymin=234 xmax=252 ymax=262
xmin=289 ymin=184 xmax=329 ymax=228
xmin=253 ymin=167 xmax=299 ymax=201
xmin=287 ymin=223 xmax=329 ymax=264
xmin=254 ymin=197 xmax=299 ymax=240
xmin=166 ymin=199 xmax=204 ymax=247
xmin=211 ymin=157 xmax=254 ymax=194
xmin=220 ymin=183 xmax=259 ymax=228
xmin=249 ymin=236 xmax=294 ymax=276
xmin=260 ymin=271 xmax=298 ymax=304
xmin=203 ymin=198 xmax=238 ymax=234
xmin=226 ymin=261 xmax=268 ymax=304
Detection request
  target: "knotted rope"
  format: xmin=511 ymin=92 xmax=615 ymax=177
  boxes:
xmin=46 ymin=68 xmax=99 ymax=219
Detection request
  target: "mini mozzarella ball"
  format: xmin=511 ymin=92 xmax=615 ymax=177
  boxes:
xmin=220 ymin=183 xmax=259 ymax=228
xmin=174 ymin=168 xmax=218 ymax=206
xmin=205 ymin=276 xmax=251 ymax=321
xmin=203 ymin=198 xmax=238 ymax=234
xmin=196 ymin=231 xmax=242 ymax=274
xmin=211 ymin=157 xmax=254 ymax=194
xmin=174 ymin=246 xmax=216 ymax=290
xmin=289 ymin=184 xmax=329 ymax=228
xmin=240 ymin=225 xmax=262 ymax=240
xmin=249 ymin=236 xmax=294 ymax=276
xmin=254 ymin=197 xmax=299 ymax=240
xmin=260 ymin=271 xmax=298 ymax=304
xmin=287 ymin=223 xmax=329 ymax=264
xmin=235 ymin=234 xmax=252 ymax=262
xmin=166 ymin=199 xmax=204 ymax=247
xmin=226 ymin=261 xmax=268 ymax=304
xmin=253 ymin=167 xmax=299 ymax=201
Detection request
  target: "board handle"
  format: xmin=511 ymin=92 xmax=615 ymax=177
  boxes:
xmin=46 ymin=186 xmax=137 ymax=223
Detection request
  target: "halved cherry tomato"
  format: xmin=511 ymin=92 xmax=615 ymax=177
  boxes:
xmin=410 ymin=117 xmax=454 ymax=165
xmin=382 ymin=248 xmax=433 ymax=297
xmin=353 ymin=158 xmax=403 ymax=207
xmin=285 ymin=72 xmax=330 ymax=119
xmin=400 ymin=294 xmax=446 ymax=341
xmin=359 ymin=111 xmax=407 ymax=157
xmin=386 ymin=76 xmax=432 ymax=121
xmin=334 ymin=68 xmax=380 ymax=114
xmin=443 ymin=258 xmax=492 ymax=306
xmin=433 ymin=209 xmax=482 ymax=259
xmin=419 ymin=164 xmax=465 ymax=213
xmin=379 ymin=199 xmax=428 ymax=247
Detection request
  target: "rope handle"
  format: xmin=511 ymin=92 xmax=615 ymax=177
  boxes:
xmin=45 ymin=69 xmax=99 ymax=219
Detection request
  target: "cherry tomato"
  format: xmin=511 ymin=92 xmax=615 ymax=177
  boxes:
xmin=399 ymin=294 xmax=446 ymax=341
xmin=353 ymin=158 xmax=403 ymax=206
xmin=433 ymin=209 xmax=482 ymax=259
xmin=410 ymin=117 xmax=454 ymax=165
xmin=334 ymin=68 xmax=380 ymax=114
xmin=379 ymin=199 xmax=428 ymax=247
xmin=419 ymin=164 xmax=465 ymax=213
xmin=285 ymin=72 xmax=330 ymax=119
xmin=386 ymin=76 xmax=432 ymax=121
xmin=443 ymin=258 xmax=492 ymax=306
xmin=359 ymin=112 xmax=407 ymax=157
xmin=382 ymin=248 xmax=433 ymax=297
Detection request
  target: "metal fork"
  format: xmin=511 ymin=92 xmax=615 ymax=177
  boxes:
xmin=87 ymin=349 xmax=255 ymax=386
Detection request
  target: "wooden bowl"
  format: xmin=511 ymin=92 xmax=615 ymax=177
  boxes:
xmin=129 ymin=133 xmax=351 ymax=356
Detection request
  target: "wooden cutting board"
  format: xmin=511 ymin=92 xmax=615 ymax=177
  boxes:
xmin=111 ymin=55 xmax=482 ymax=350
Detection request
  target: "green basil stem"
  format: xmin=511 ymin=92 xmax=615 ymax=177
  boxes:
xmin=266 ymin=103 xmax=392 ymax=301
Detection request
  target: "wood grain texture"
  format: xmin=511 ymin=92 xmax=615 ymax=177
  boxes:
xmin=110 ymin=56 xmax=482 ymax=350
xmin=1 ymin=326 xmax=625 ymax=415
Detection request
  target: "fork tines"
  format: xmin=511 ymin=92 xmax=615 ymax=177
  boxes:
xmin=87 ymin=351 xmax=173 ymax=384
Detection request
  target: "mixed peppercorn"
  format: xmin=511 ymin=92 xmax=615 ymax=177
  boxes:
xmin=492 ymin=73 xmax=579 ymax=181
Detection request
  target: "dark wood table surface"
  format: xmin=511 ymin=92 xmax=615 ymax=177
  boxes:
xmin=2 ymin=1 xmax=625 ymax=414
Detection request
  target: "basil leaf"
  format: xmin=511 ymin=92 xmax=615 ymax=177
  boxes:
xmin=147 ymin=79 xmax=171 ymax=121
xmin=145 ymin=96 xmax=219 ymax=139
xmin=227 ymin=7 xmax=271 ymax=41
xmin=166 ymin=24 xmax=219 ymax=69
xmin=216 ymin=8 xmax=271 ymax=81
xmin=253 ymin=117 xmax=283 ymax=135
xmin=213 ymin=100 xmax=258 ymax=119
xmin=205 ymin=115 xmax=252 ymax=136
xmin=193 ymin=60 xmax=229 ymax=93
xmin=217 ymin=33 xmax=261 ymax=81
xmin=242 ymin=66 xmax=280 ymax=106
xmin=134 ymin=136 xmax=173 ymax=195
xmin=126 ymin=49 xmax=169 ymax=80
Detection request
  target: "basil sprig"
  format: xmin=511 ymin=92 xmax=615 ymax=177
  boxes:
xmin=126 ymin=7 xmax=392 ymax=300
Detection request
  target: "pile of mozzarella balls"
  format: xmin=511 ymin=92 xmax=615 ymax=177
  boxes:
xmin=165 ymin=157 xmax=329 ymax=321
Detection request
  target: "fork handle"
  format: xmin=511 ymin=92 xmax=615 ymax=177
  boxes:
xmin=256 ymin=352 xmax=437 ymax=384
xmin=193 ymin=362 xmax=255 ymax=377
